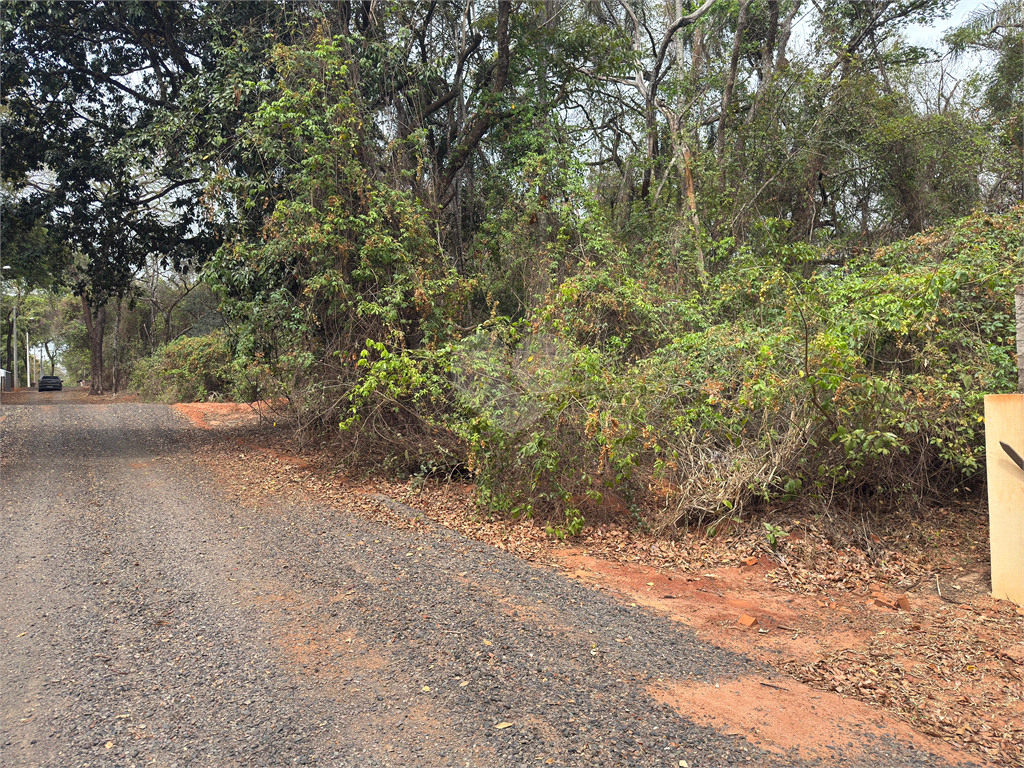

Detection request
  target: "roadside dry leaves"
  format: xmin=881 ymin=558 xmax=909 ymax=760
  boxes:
xmin=784 ymin=602 xmax=1023 ymax=765
xmin=191 ymin=428 xmax=1022 ymax=768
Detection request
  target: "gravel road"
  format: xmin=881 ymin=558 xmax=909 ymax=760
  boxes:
xmin=0 ymin=393 xmax=979 ymax=767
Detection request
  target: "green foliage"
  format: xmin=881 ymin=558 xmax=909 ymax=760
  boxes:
xmin=469 ymin=147 xmax=622 ymax=319
xmin=537 ymin=268 xmax=666 ymax=360
xmin=763 ymin=522 xmax=790 ymax=551
xmin=8 ymin=2 xmax=1006 ymax=536
xmin=450 ymin=323 xmax=637 ymax=536
xmin=207 ymin=36 xmax=469 ymax=435
xmin=131 ymin=332 xmax=234 ymax=403
xmin=451 ymin=208 xmax=1021 ymax=532
xmin=4 ymin=1 xmax=1014 ymax=417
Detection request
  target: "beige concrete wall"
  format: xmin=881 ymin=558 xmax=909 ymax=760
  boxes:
xmin=984 ymin=394 xmax=1024 ymax=606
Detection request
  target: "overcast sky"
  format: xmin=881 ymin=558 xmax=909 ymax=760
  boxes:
xmin=905 ymin=0 xmax=991 ymax=48
xmin=786 ymin=0 xmax=996 ymax=71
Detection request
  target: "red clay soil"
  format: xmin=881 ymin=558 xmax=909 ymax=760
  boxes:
xmin=549 ymin=549 xmax=1020 ymax=764
xmin=173 ymin=401 xmax=282 ymax=430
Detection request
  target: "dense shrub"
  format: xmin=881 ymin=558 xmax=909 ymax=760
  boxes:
xmin=447 ymin=326 xmax=628 ymax=535
xmin=131 ymin=332 xmax=234 ymax=403
xmin=454 ymin=209 xmax=1021 ymax=532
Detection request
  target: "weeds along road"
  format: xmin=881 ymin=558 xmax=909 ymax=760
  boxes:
xmin=0 ymin=392 xmax=976 ymax=768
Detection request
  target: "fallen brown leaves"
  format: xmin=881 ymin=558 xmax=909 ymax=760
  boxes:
xmin=784 ymin=601 xmax=1023 ymax=765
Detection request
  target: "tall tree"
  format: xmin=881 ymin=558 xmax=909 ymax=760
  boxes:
xmin=1 ymin=2 xmax=222 ymax=392
xmin=945 ymin=0 xmax=1023 ymax=205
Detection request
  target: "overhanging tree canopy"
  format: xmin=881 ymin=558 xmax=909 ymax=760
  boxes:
xmin=1 ymin=1 xmax=227 ymax=392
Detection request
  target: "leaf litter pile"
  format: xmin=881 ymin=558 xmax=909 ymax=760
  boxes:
xmin=185 ymin=416 xmax=1023 ymax=768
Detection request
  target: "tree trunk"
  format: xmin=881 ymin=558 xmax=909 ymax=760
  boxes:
xmin=112 ymin=298 xmax=122 ymax=394
xmin=81 ymin=293 xmax=106 ymax=395
xmin=164 ymin=307 xmax=174 ymax=345
xmin=3 ymin=310 xmax=12 ymax=377
xmin=12 ymin=300 xmax=19 ymax=388
xmin=682 ymin=146 xmax=706 ymax=284
xmin=438 ymin=0 xmax=510 ymax=201
xmin=43 ymin=341 xmax=56 ymax=375
xmin=640 ymin=106 xmax=657 ymax=200
xmin=717 ymin=0 xmax=749 ymax=167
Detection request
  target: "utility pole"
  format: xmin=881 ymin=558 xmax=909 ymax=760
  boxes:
xmin=0 ymin=266 xmax=7 ymax=385
xmin=12 ymin=301 xmax=18 ymax=389
xmin=25 ymin=330 xmax=31 ymax=388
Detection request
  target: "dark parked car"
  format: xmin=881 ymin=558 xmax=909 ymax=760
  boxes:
xmin=38 ymin=375 xmax=62 ymax=392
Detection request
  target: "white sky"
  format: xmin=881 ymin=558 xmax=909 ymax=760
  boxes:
xmin=787 ymin=0 xmax=997 ymax=72
xmin=905 ymin=0 xmax=993 ymax=48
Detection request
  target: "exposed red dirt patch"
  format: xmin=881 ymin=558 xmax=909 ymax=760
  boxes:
xmin=649 ymin=676 xmax=970 ymax=764
xmin=173 ymin=402 xmax=315 ymax=471
xmin=172 ymin=401 xmax=279 ymax=430
xmin=548 ymin=547 xmax=1022 ymax=765
xmin=249 ymin=590 xmax=387 ymax=678
xmin=553 ymin=550 xmax=871 ymax=666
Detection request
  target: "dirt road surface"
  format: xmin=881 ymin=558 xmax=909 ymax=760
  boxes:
xmin=1 ymin=391 xmax=982 ymax=767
